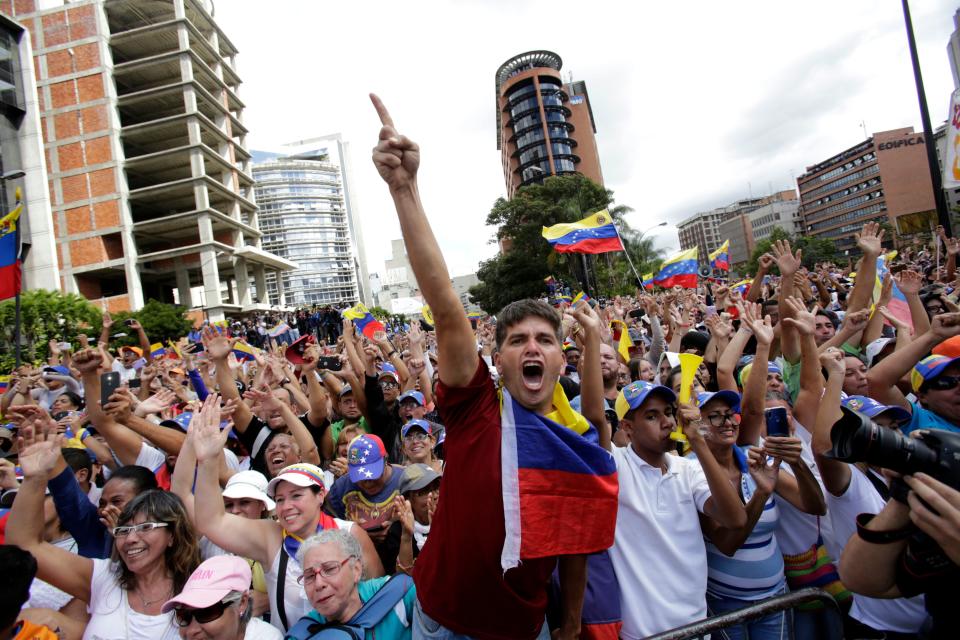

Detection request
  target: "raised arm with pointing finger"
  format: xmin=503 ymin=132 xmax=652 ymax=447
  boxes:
xmin=370 ymin=94 xmax=477 ymax=389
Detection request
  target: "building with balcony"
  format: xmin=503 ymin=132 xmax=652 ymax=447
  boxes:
xmin=495 ymin=50 xmax=602 ymax=198
xmin=252 ymin=136 xmax=369 ymax=307
xmin=797 ymin=127 xmax=935 ymax=252
xmin=717 ymin=195 xmax=801 ymax=268
xmin=4 ymin=0 xmax=293 ymax=318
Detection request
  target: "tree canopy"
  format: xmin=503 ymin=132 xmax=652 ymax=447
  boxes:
xmin=469 ymin=174 xmax=663 ymax=313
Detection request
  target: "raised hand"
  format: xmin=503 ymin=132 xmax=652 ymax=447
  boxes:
xmin=201 ymin=326 xmax=236 ymax=362
xmin=771 ymin=240 xmax=802 ymax=276
xmin=762 ymin=436 xmax=803 ymax=465
xmin=101 ymin=311 xmax=114 ymax=330
xmin=930 ymin=312 xmax=960 ymax=340
xmin=192 ymin=393 xmax=229 ymax=462
xmin=126 ymin=319 xmax=142 ymax=331
xmin=564 ymin=299 xmax=602 ymax=341
xmin=854 ymin=221 xmax=885 ymax=256
xmin=243 ymin=386 xmax=281 ymax=413
xmin=407 ymin=357 xmax=426 ymax=378
xmin=894 ymin=269 xmax=923 ymax=295
xmin=781 ymin=299 xmax=817 ymax=336
xmin=370 ymin=94 xmax=420 ymax=192
xmin=840 ymin=309 xmax=870 ymax=335
xmin=741 ymin=301 xmax=774 ymax=345
xmin=329 ymin=457 xmax=349 ymax=478
xmin=393 ymin=496 xmax=415 ymax=536
xmin=17 ymin=425 xmax=64 ymax=478
xmin=747 ymin=447 xmax=780 ymax=495
xmin=136 ymin=388 xmax=176 ymax=417
xmin=877 ymin=305 xmax=912 ymax=334
xmin=407 ymin=322 xmax=424 ymax=347
xmin=99 ymin=503 xmax=122 ymax=535
xmin=819 ymin=347 xmax=845 ymax=378
xmin=758 ymin=254 xmax=775 ymax=272
xmin=72 ymin=348 xmax=104 ymax=374
xmin=677 ymin=403 xmax=705 ymax=443
xmin=103 ymin=388 xmax=135 ymax=423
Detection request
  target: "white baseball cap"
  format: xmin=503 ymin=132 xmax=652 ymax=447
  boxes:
xmin=222 ymin=470 xmax=275 ymax=511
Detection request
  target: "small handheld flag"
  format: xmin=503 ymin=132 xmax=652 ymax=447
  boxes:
xmin=541 ymin=210 xmax=624 ymax=255
xmin=342 ymin=303 xmax=385 ymax=338
xmin=149 ymin=343 xmax=166 ymax=359
xmin=267 ymin=322 xmax=290 ymax=338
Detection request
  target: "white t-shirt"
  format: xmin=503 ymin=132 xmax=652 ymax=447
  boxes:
xmin=775 ymin=425 xmax=825 ymax=555
xmin=826 ymin=467 xmax=927 ymax=633
xmin=245 ymin=617 xmax=283 ymax=640
xmin=83 ymin=559 xmax=180 ymax=640
xmin=27 ymin=537 xmax=78 ymax=610
xmin=111 ymin=359 xmax=139 ymax=383
xmin=134 ymin=442 xmax=166 ymax=473
xmin=607 ymin=445 xmax=712 ymax=640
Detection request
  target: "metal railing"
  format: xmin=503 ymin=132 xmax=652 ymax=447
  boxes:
xmin=644 ymin=588 xmax=841 ymax=640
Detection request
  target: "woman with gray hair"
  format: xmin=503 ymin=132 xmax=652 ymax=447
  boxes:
xmin=291 ymin=528 xmax=416 ymax=638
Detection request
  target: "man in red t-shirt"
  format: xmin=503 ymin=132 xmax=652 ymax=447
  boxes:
xmin=371 ymin=95 xmax=607 ymax=640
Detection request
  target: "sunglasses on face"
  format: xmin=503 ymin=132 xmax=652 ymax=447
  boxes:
xmin=926 ymin=375 xmax=960 ymax=392
xmin=403 ymin=431 xmax=429 ymax=442
xmin=379 ymin=381 xmax=399 ymax=389
xmin=174 ymin=594 xmax=241 ymax=627
xmin=112 ymin=522 xmax=168 ymax=537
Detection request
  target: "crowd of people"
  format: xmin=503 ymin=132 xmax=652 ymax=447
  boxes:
xmin=0 ymin=95 xmax=957 ymax=640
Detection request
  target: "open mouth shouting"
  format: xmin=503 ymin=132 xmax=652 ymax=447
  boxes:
xmin=521 ymin=360 xmax=545 ymax=392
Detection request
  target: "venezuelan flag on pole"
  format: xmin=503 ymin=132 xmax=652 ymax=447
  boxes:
xmin=731 ymin=279 xmax=752 ymax=295
xmin=541 ymin=210 xmax=624 ymax=254
xmin=572 ymin=291 xmax=591 ymax=306
xmin=654 ymin=247 xmax=699 ymax=288
xmin=875 ymin=251 xmax=912 ymax=330
xmin=342 ymin=303 xmax=385 ymax=338
xmin=0 ymin=200 xmax=23 ymax=301
xmin=0 ymin=375 xmax=9 ymax=393
xmin=709 ymin=240 xmax=730 ymax=271
xmin=641 ymin=273 xmax=655 ymax=290
xmin=149 ymin=343 xmax=166 ymax=359
xmin=499 ymin=385 xmax=618 ymax=569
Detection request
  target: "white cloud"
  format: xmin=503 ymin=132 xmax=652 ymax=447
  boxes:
xmin=214 ymin=0 xmax=958 ymax=272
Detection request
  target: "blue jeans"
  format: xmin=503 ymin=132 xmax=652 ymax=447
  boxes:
xmin=707 ymin=588 xmax=791 ymax=640
xmin=413 ymin=598 xmax=551 ymax=640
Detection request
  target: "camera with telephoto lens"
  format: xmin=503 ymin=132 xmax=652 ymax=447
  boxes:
xmin=828 ymin=406 xmax=960 ymax=495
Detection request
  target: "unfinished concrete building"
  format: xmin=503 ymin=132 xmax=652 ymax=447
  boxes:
xmin=4 ymin=0 xmax=293 ymax=318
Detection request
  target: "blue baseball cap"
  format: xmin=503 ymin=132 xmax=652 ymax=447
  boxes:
xmin=911 ymin=354 xmax=960 ymax=392
xmin=696 ymin=390 xmax=742 ymax=413
xmin=347 ymin=434 xmax=386 ymax=483
xmin=841 ymin=396 xmax=911 ymax=423
xmin=401 ymin=418 xmax=432 ymax=438
xmin=615 ymin=381 xmax=676 ymax=420
xmin=398 ymin=390 xmax=425 ymax=406
xmin=42 ymin=365 xmax=70 ymax=376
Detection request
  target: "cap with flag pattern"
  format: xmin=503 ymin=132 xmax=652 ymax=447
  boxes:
xmin=347 ymin=434 xmax=387 ymax=483
xmin=615 ymin=380 xmax=677 ymax=420
xmin=911 ymin=354 xmax=960 ymax=392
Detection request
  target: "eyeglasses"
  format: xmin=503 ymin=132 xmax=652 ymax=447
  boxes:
xmin=297 ymin=556 xmax=355 ymax=585
xmin=112 ymin=522 xmax=169 ymax=537
xmin=403 ymin=431 xmax=429 ymax=442
xmin=926 ymin=375 xmax=960 ymax=392
xmin=705 ymin=412 xmax=740 ymax=427
xmin=174 ymin=594 xmax=241 ymax=627
xmin=379 ymin=380 xmax=399 ymax=389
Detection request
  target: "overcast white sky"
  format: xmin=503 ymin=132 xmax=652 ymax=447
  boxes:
xmin=215 ymin=0 xmax=959 ymax=278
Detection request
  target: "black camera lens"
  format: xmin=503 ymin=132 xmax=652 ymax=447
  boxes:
xmin=829 ymin=406 xmax=938 ymax=476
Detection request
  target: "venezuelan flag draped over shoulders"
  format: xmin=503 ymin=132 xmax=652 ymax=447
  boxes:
xmin=542 ymin=210 xmax=624 ymax=254
xmin=654 ymin=247 xmax=699 ymax=288
xmin=710 ymin=240 xmax=730 ymax=271
xmin=499 ymin=385 xmax=618 ymax=570
xmin=342 ymin=303 xmax=385 ymax=338
xmin=0 ymin=200 xmax=23 ymax=301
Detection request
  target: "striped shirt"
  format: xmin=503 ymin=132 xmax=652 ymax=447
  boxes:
xmin=703 ymin=446 xmax=786 ymax=600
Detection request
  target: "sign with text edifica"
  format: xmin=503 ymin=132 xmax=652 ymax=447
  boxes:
xmin=877 ymin=136 xmax=925 ymax=151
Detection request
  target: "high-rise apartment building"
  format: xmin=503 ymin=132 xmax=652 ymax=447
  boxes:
xmin=797 ymin=127 xmax=935 ymax=251
xmin=495 ymin=50 xmax=602 ymax=198
xmin=4 ymin=0 xmax=293 ymax=318
xmin=252 ymin=135 xmax=369 ymax=307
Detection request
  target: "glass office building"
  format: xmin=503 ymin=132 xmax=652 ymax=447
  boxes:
xmin=253 ymin=148 xmax=360 ymax=306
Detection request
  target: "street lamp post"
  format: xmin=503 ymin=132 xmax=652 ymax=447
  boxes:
xmin=2 ymin=169 xmax=27 ymax=367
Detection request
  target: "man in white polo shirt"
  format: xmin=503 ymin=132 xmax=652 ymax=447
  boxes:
xmin=608 ymin=381 xmax=748 ymax=639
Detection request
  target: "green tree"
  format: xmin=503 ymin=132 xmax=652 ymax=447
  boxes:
xmin=469 ymin=174 xmax=642 ymax=313
xmin=0 ymin=289 xmax=102 ymax=371
xmin=368 ymin=306 xmax=391 ymax=321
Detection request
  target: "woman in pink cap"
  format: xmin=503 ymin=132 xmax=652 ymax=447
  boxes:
xmin=190 ymin=395 xmax=383 ymax=635
xmin=163 ymin=555 xmax=281 ymax=640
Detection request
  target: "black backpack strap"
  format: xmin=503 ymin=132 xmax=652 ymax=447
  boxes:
xmin=277 ymin=549 xmax=290 ymax=632
xmin=860 ymin=465 xmax=891 ymax=502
